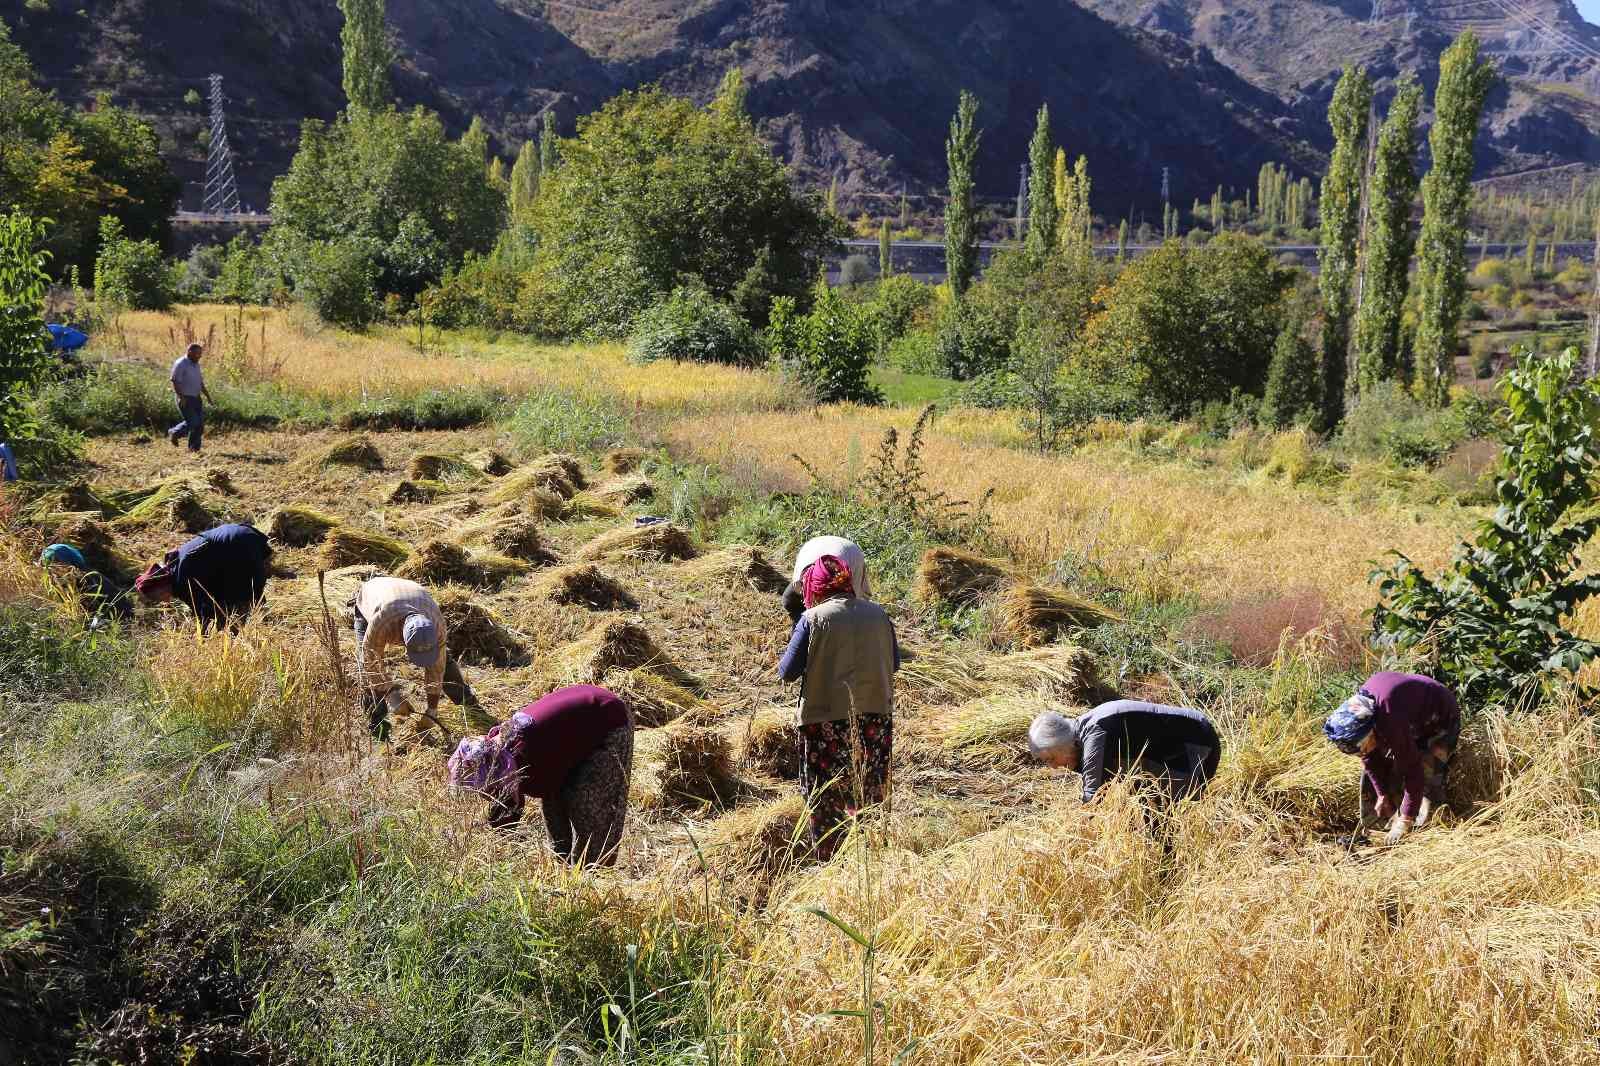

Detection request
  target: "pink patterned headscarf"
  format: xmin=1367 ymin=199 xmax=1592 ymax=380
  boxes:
xmin=802 ymin=555 xmax=855 ymax=609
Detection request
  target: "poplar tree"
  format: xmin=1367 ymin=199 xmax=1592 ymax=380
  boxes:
xmin=1053 ymin=151 xmax=1092 ymax=268
xmin=899 ymin=188 xmax=909 ymax=228
xmin=1211 ymin=187 xmax=1224 ymax=232
xmin=1117 ymin=218 xmax=1128 ymax=263
xmin=1262 ymin=299 xmax=1321 ymax=429
xmin=1317 ymin=64 xmax=1373 ymax=427
xmin=1524 ymin=231 xmax=1538 ymax=276
xmin=509 ymin=138 xmax=539 ymax=220
xmin=1353 ymin=76 xmax=1422 ymax=393
xmin=461 ymin=115 xmax=489 ymax=166
xmin=538 ymin=110 xmax=558 ymax=175
xmin=1415 ymin=32 xmax=1495 ymax=406
xmin=944 ymin=89 xmax=981 ymax=298
xmin=826 ymin=175 xmax=838 ymax=217
xmin=338 ymin=0 xmax=393 ymax=114
xmin=879 ymin=217 xmax=892 ymax=278
xmin=1025 ymin=104 xmax=1058 ymax=259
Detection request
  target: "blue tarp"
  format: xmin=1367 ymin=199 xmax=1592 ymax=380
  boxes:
xmin=47 ymin=323 xmax=88 ymax=351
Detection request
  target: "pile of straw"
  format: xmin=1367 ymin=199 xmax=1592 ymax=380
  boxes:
xmin=701 ymin=793 xmax=810 ymax=891
xmin=110 ymin=479 xmax=219 ymax=533
xmin=914 ymin=547 xmax=1011 ymax=607
xmin=321 ymin=527 xmax=410 ymax=570
xmin=490 ymin=455 xmax=585 ymax=503
xmin=983 ymin=645 xmax=1106 ymax=704
xmin=923 ymin=691 xmax=1046 ymax=771
xmin=407 ymin=452 xmax=483 ymax=483
xmin=600 ymin=667 xmax=710 ymax=728
xmin=264 ymin=564 xmax=376 ymax=626
xmin=465 ymin=449 xmax=513 ymax=476
xmin=593 ymin=475 xmax=654 ymax=505
xmin=560 ymin=492 xmax=622 ymax=520
xmin=395 ymin=538 xmax=527 ymax=590
xmin=643 ymin=724 xmax=739 ymax=809
xmin=33 ymin=480 xmax=112 ymax=519
xmin=681 ymin=546 xmax=788 ymax=594
xmin=264 ymin=505 xmax=339 ymax=547
xmin=301 ymin=434 xmax=385 ymax=471
xmin=385 ymin=479 xmax=450 ymax=505
xmin=482 ymin=517 xmax=557 ymax=565
xmin=436 ymin=588 xmax=528 ymax=667
xmin=740 ymin=706 xmax=800 ymax=779
xmin=486 ymin=471 xmax=569 ymax=516
xmin=993 ymin=583 xmax=1117 ymax=648
xmin=603 ymin=448 xmax=648 ymax=476
xmin=557 ymin=618 xmax=699 ymax=691
xmin=56 ymin=516 xmax=137 ymax=581
xmin=536 ymin=563 xmax=637 ymax=609
xmin=577 ymin=523 xmax=696 ymax=563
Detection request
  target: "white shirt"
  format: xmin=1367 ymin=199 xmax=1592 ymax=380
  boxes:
xmin=170 ymin=355 xmax=204 ymax=397
xmin=791 ymin=535 xmax=870 ymax=598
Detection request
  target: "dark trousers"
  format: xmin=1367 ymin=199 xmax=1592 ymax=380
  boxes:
xmin=169 ymin=395 xmax=204 ymax=451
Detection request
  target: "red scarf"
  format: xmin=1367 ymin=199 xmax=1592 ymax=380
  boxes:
xmin=803 ymin=554 xmax=855 ymax=609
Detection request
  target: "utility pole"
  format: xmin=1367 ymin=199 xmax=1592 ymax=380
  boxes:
xmin=204 ymin=74 xmax=241 ymax=215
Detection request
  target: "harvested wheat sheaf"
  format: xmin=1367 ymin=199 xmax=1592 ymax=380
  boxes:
xmin=577 ymin=523 xmax=696 ymax=563
xmin=301 ymin=434 xmax=385 ymax=471
xmin=395 ymin=538 xmax=527 ymax=590
xmin=56 ymin=516 xmax=138 ymax=580
xmin=490 ymin=455 xmax=587 ymax=503
xmin=915 ymin=546 xmax=1011 ymax=607
xmin=436 ymin=588 xmax=527 ymax=667
xmin=593 ymin=475 xmax=655 ymax=505
xmin=681 ymin=545 xmax=788 ymax=594
xmin=983 ymin=645 xmax=1106 ymax=704
xmin=487 ymin=468 xmax=574 ymax=513
xmin=264 ymin=505 xmax=340 ymax=547
xmin=535 ymin=563 xmax=637 ymax=610
xmin=993 ymin=582 xmax=1117 ymax=649
xmin=483 ymin=518 xmax=556 ymax=565
xmin=407 ymin=452 xmax=483 ymax=483
xmin=385 ymin=479 xmax=451 ymax=505
xmin=640 ymin=724 xmax=739 ymax=808
xmin=465 ymin=449 xmax=513 ymax=476
xmin=557 ymin=618 xmax=700 ymax=692
xmin=701 ymin=792 xmax=810 ymax=888
xmin=320 ymin=527 xmax=410 ymax=570
xmin=919 ymin=690 xmax=1053 ymax=771
xmin=561 ymin=492 xmax=622 ymax=520
xmin=603 ymin=448 xmax=648 ymax=475
xmin=601 ymin=667 xmax=709 ymax=728
xmin=740 ymin=705 xmax=800 ymax=779
xmin=110 ymin=479 xmax=220 ymax=533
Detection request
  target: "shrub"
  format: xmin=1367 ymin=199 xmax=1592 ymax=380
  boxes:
xmin=1 ymin=211 xmax=56 ymax=448
xmin=1337 ymin=381 xmax=1466 ymax=468
xmin=867 ymin=274 xmax=936 ymax=352
xmin=839 ymin=254 xmax=873 ymax=286
xmin=1470 ymin=336 xmax=1497 ymax=379
xmin=424 ymin=253 xmax=521 ymax=330
xmin=176 ymin=243 xmax=224 ymax=299
xmin=506 ymin=388 xmax=629 ymax=454
xmin=932 ymin=298 xmax=1011 ymax=381
xmin=887 ymin=329 xmax=942 ymax=375
xmin=767 ymin=278 xmax=882 ymax=405
xmin=93 ymin=216 xmax=175 ymax=311
xmin=627 ymin=286 xmax=762 ymax=366
xmin=296 ymin=239 xmax=381 ymax=329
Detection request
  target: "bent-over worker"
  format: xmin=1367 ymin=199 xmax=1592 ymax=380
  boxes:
xmin=778 ymin=554 xmax=899 ymax=859
xmin=41 ymin=542 xmax=132 ymax=624
xmin=1324 ymin=672 xmax=1461 ymax=845
xmin=134 ymin=522 xmax=271 ymax=628
xmin=1030 ymin=700 xmax=1221 ymax=803
xmin=352 ymin=575 xmax=481 ymax=739
xmin=448 ymin=685 xmax=635 ymax=866
xmin=782 ymin=535 xmax=870 ymax=622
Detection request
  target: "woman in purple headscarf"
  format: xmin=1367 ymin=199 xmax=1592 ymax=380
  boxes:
xmin=449 ymin=685 xmax=634 ymax=866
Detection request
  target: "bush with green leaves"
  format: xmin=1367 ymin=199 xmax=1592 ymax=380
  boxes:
xmin=866 ymin=274 xmax=936 ymax=355
xmin=296 ymin=239 xmax=381 ymax=329
xmin=767 ymin=279 xmax=882 ymax=406
xmin=1371 ymin=347 xmax=1600 ymax=710
xmin=1337 ymin=381 xmax=1476 ymax=468
xmin=626 ymin=286 xmax=762 ymax=366
xmin=93 ymin=216 xmax=176 ymax=311
xmin=1 ymin=211 xmax=55 ymax=444
xmin=932 ymin=298 xmax=1012 ymax=381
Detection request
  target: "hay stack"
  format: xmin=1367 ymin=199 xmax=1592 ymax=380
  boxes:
xmin=487 ymin=468 xmax=574 ymax=512
xmin=264 ymin=505 xmax=339 ymax=547
xmin=740 ymin=706 xmax=800 ymax=779
xmin=557 ymin=618 xmax=700 ymax=691
xmin=436 ymin=588 xmax=528 ymax=667
xmin=681 ymin=546 xmax=788 ymax=594
xmin=925 ymin=691 xmax=1047 ymax=771
xmin=535 ymin=563 xmax=638 ymax=609
xmin=56 ymin=517 xmax=137 ymax=581
xmin=601 ymin=668 xmax=710 ymax=728
xmin=983 ymin=645 xmax=1106 ymax=704
xmin=483 ymin=517 xmax=557 ymax=565
xmin=385 ymin=479 xmax=450 ymax=505
xmin=301 ymin=434 xmax=385 ymax=471
xmin=395 ymin=538 xmax=527 ymax=590
xmin=561 ymin=492 xmax=622 ymax=520
xmin=701 ymin=793 xmax=810 ymax=889
xmin=407 ymin=452 xmax=482 ymax=483
xmin=110 ymin=479 xmax=219 ymax=533
xmin=992 ymin=583 xmax=1117 ymax=648
xmin=646 ymin=724 xmax=738 ymax=808
xmin=465 ymin=449 xmax=513 ymax=477
xmin=321 ymin=527 xmax=410 ymax=570
xmin=593 ymin=475 xmax=654 ymax=505
xmin=914 ymin=547 xmax=1011 ymax=607
xmin=603 ymin=448 xmax=648 ymax=476
xmin=489 ymin=455 xmax=585 ymax=503
xmin=577 ymin=523 xmax=696 ymax=563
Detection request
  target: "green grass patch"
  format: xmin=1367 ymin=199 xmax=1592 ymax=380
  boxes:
xmin=872 ymin=365 xmax=960 ymax=407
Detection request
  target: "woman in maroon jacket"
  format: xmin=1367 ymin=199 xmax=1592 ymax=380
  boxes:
xmin=449 ymin=685 xmax=634 ymax=866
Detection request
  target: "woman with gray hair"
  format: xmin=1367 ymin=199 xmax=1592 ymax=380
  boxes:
xmin=1030 ymin=700 xmax=1221 ymax=803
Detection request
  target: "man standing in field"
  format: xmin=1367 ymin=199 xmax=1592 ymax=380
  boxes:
xmin=168 ymin=342 xmax=213 ymax=452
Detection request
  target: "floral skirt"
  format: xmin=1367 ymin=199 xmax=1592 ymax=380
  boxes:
xmin=798 ymin=713 xmax=892 ymax=859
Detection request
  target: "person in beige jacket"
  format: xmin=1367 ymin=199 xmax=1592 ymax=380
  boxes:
xmin=353 ymin=576 xmax=482 ymax=739
xmin=777 ymin=554 xmax=899 ymax=858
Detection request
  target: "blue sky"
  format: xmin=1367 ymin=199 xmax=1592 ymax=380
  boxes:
xmin=1579 ymin=0 xmax=1600 ymax=25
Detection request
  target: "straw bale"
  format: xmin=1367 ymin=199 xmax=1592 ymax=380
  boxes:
xmin=465 ymin=449 xmax=514 ymax=476
xmin=701 ymin=793 xmax=810 ymax=887
xmin=487 ymin=467 xmax=574 ymax=511
xmin=395 ymin=538 xmax=527 ymax=590
xmin=407 ymin=452 xmax=482 ymax=483
xmin=110 ymin=479 xmax=219 ymax=533
xmin=593 ymin=475 xmax=654 ymax=505
xmin=982 ymin=645 xmax=1106 ymax=704
xmin=301 ymin=434 xmax=384 ymax=471
xmin=482 ymin=517 xmax=557 ymax=565
xmin=264 ymin=505 xmax=339 ymax=547
xmin=914 ymin=547 xmax=1011 ymax=608
xmin=557 ymin=618 xmax=700 ymax=692
xmin=603 ymin=448 xmax=649 ymax=476
xmin=321 ymin=527 xmax=410 ymax=570
xmin=385 ymin=479 xmax=450 ymax=505
xmin=436 ymin=588 xmax=528 ymax=667
xmin=681 ymin=546 xmax=788 ymax=594
xmin=601 ymin=668 xmax=710 ymax=728
xmin=740 ymin=706 xmax=800 ymax=779
xmin=577 ymin=523 xmax=696 ymax=563
xmin=56 ymin=516 xmax=137 ymax=581
xmin=562 ymin=492 xmax=622 ymax=520
xmin=535 ymin=563 xmax=638 ymax=610
xmin=992 ymin=582 xmax=1117 ymax=648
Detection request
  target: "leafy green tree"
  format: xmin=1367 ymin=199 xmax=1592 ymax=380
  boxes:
xmin=1054 ymin=152 xmax=1092 ymax=269
xmin=94 ymin=215 xmax=175 ymax=311
xmin=338 ymin=0 xmax=393 ymax=113
xmin=1318 ymin=65 xmax=1372 ymax=428
xmin=520 ymin=87 xmax=838 ymax=337
xmin=297 ymin=238 xmax=381 ymax=329
xmin=0 ymin=211 xmax=52 ymax=441
xmin=509 ymin=138 xmax=540 ymax=222
xmin=944 ymin=90 xmax=981 ymax=298
xmin=1415 ymin=32 xmax=1495 ymax=406
xmin=461 ymin=115 xmax=490 ymax=166
xmin=767 ymin=278 xmax=882 ymax=405
xmin=1352 ymin=76 xmax=1422 ymax=394
xmin=1372 ymin=347 xmax=1600 ymax=709
xmin=1261 ymin=294 xmax=1321 ymax=428
xmin=270 ymin=107 xmax=506 ymax=299
xmin=710 ymin=67 xmax=748 ymax=121
xmin=539 ymin=110 xmax=558 ymax=175
xmin=1024 ymin=104 xmax=1057 ymax=260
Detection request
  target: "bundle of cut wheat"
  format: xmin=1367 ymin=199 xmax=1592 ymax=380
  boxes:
xmin=577 ymin=523 xmax=696 ymax=563
xmin=556 ymin=618 xmax=700 ymax=691
xmin=561 ymin=492 xmax=622 ymax=520
xmin=920 ymin=690 xmax=1051 ymax=771
xmin=385 ymin=479 xmax=451 ymax=505
xmin=56 ymin=517 xmax=138 ymax=581
xmin=983 ymin=645 xmax=1107 ymax=704
xmin=914 ymin=546 xmax=1012 ymax=608
xmin=436 ymin=588 xmax=528 ymax=667
xmin=395 ymin=538 xmax=527 ymax=590
xmin=593 ymin=475 xmax=654 ymax=506
xmin=740 ymin=705 xmax=800 ymax=779
xmin=465 ymin=449 xmax=513 ymax=476
xmin=264 ymin=505 xmax=340 ymax=547
xmin=603 ymin=448 xmax=649 ymax=476
xmin=700 ymin=793 xmax=810 ymax=891
xmin=489 ymin=455 xmax=585 ymax=503
xmin=993 ymin=583 xmax=1117 ymax=649
xmin=407 ymin=452 xmax=482 ymax=483
xmin=680 ymin=546 xmax=788 ymax=594
xmin=645 ymin=724 xmax=739 ymax=809
xmin=481 ymin=517 xmax=556 ymax=565
xmin=299 ymin=434 xmax=384 ymax=471
xmin=110 ymin=479 xmax=219 ymax=533
xmin=600 ymin=667 xmax=709 ymax=728
xmin=486 ymin=468 xmax=572 ymax=514
xmin=320 ymin=527 xmax=410 ymax=570
xmin=534 ymin=563 xmax=637 ymax=610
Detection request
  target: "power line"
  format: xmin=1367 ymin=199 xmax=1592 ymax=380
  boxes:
xmin=203 ymin=74 xmax=241 ymax=215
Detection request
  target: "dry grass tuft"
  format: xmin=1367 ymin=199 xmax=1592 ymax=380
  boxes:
xmin=577 ymin=522 xmax=697 ymax=563
xmin=300 ymin=434 xmax=385 ymax=471
xmin=992 ymin=583 xmax=1117 ymax=649
xmin=385 ymin=479 xmax=451 ymax=505
xmin=601 ymin=667 xmax=711 ymax=728
xmin=604 ymin=448 xmax=649 ymax=475
xmin=321 ymin=527 xmax=410 ymax=570
xmin=982 ymin=645 xmax=1106 ymax=704
xmin=436 ymin=588 xmax=528 ymax=667
xmin=535 ymin=563 xmax=638 ymax=610
xmin=920 ymin=690 xmax=1052 ymax=770
xmin=557 ymin=618 xmax=700 ymax=692
xmin=407 ymin=452 xmax=483 ymax=483
xmin=109 ymin=478 xmax=220 ymax=533
xmin=740 ymin=705 xmax=800 ymax=779
xmin=915 ymin=546 xmax=1012 ymax=607
xmin=593 ymin=475 xmax=655 ymax=505
xmin=264 ymin=505 xmax=340 ymax=547
xmin=55 ymin=516 xmax=138 ymax=581
xmin=465 ymin=449 xmax=514 ymax=476
xmin=681 ymin=545 xmax=788 ymax=594
xmin=395 ymin=538 xmax=527 ymax=590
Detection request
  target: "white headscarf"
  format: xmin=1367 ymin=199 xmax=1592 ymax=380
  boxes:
xmin=793 ymin=536 xmax=870 ymax=598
